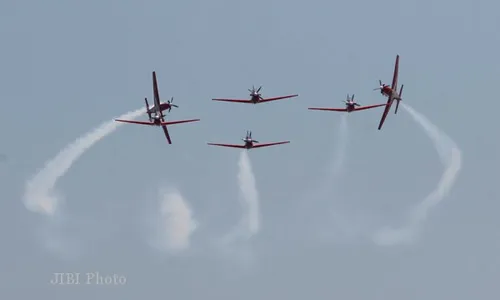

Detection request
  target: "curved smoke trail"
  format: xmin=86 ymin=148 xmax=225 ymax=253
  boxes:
xmin=23 ymin=107 xmax=144 ymax=216
xmin=373 ymin=103 xmax=462 ymax=245
xmin=22 ymin=108 xmax=143 ymax=257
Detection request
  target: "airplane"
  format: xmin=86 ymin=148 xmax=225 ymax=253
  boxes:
xmin=308 ymin=94 xmax=386 ymax=113
xmin=144 ymin=71 xmax=178 ymax=118
xmin=373 ymin=55 xmax=404 ymax=130
xmin=114 ymin=71 xmax=200 ymax=144
xmin=212 ymin=85 xmax=298 ymax=104
xmin=207 ymin=131 xmax=290 ymax=150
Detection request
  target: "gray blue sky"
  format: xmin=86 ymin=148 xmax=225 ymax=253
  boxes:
xmin=1 ymin=0 xmax=499 ymax=298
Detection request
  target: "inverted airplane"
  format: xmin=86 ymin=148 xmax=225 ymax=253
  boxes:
xmin=207 ymin=131 xmax=290 ymax=150
xmin=373 ymin=55 xmax=404 ymax=130
xmin=308 ymin=94 xmax=386 ymax=113
xmin=212 ymin=86 xmax=298 ymax=104
xmin=115 ymin=71 xmax=200 ymax=144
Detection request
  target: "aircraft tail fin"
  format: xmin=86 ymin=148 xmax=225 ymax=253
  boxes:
xmin=145 ymin=98 xmax=152 ymax=121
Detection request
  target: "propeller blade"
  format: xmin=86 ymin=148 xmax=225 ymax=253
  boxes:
xmin=257 ymin=86 xmax=262 ymax=93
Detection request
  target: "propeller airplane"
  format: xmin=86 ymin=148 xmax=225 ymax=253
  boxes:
xmin=212 ymin=86 xmax=298 ymax=104
xmin=373 ymin=55 xmax=404 ymax=130
xmin=115 ymin=71 xmax=200 ymax=144
xmin=207 ymin=131 xmax=290 ymax=150
xmin=308 ymin=94 xmax=386 ymax=113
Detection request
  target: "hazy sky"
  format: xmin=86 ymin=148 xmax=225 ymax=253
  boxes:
xmin=1 ymin=0 xmax=499 ymax=298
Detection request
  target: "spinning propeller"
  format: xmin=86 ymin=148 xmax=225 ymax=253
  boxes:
xmin=373 ymin=80 xmax=388 ymax=92
xmin=249 ymin=85 xmax=263 ymax=99
xmin=166 ymin=97 xmax=178 ymax=112
xmin=343 ymin=94 xmax=361 ymax=106
xmin=243 ymin=130 xmax=259 ymax=143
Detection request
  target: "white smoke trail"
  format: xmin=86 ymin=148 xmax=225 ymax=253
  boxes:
xmin=329 ymin=114 xmax=349 ymax=180
xmin=213 ymin=150 xmax=260 ymax=265
xmin=219 ymin=150 xmax=261 ymax=247
xmin=237 ymin=150 xmax=260 ymax=238
xmin=320 ymin=114 xmax=349 ymax=192
xmin=23 ymin=107 xmax=144 ymax=216
xmin=151 ymin=187 xmax=197 ymax=253
xmin=373 ymin=103 xmax=462 ymax=245
xmin=301 ymin=114 xmax=349 ymax=206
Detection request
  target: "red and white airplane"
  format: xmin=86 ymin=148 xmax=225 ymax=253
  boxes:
xmin=114 ymin=71 xmax=200 ymax=144
xmin=207 ymin=131 xmax=290 ymax=150
xmin=373 ymin=55 xmax=404 ymax=130
xmin=308 ymin=94 xmax=386 ymax=113
xmin=212 ymin=86 xmax=298 ymax=104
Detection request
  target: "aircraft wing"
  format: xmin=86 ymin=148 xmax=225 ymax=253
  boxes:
xmin=161 ymin=125 xmax=172 ymax=144
xmin=212 ymin=98 xmax=253 ymax=103
xmin=308 ymin=107 xmax=347 ymax=112
xmin=259 ymin=94 xmax=299 ymax=103
xmin=115 ymin=119 xmax=155 ymax=126
xmin=391 ymin=55 xmax=399 ymax=90
xmin=207 ymin=143 xmax=246 ymax=149
xmin=377 ymin=97 xmax=393 ymax=130
xmin=161 ymin=119 xmax=200 ymax=126
xmin=152 ymin=71 xmax=164 ymax=118
xmin=354 ymin=103 xmax=387 ymax=111
xmin=252 ymin=141 xmax=290 ymax=148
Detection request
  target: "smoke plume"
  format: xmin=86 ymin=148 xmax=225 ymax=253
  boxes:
xmin=23 ymin=108 xmax=143 ymax=256
xmin=373 ymin=103 xmax=462 ymax=245
xmin=23 ymin=108 xmax=144 ymax=216
xmin=151 ymin=187 xmax=197 ymax=253
xmin=237 ymin=150 xmax=260 ymax=238
xmin=219 ymin=150 xmax=261 ymax=248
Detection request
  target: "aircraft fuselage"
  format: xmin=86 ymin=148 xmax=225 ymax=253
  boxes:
xmin=250 ymin=95 xmax=260 ymax=103
xmin=148 ymin=102 xmax=171 ymax=113
xmin=381 ymin=87 xmax=401 ymax=100
xmin=244 ymin=141 xmax=254 ymax=149
xmin=150 ymin=117 xmax=162 ymax=125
